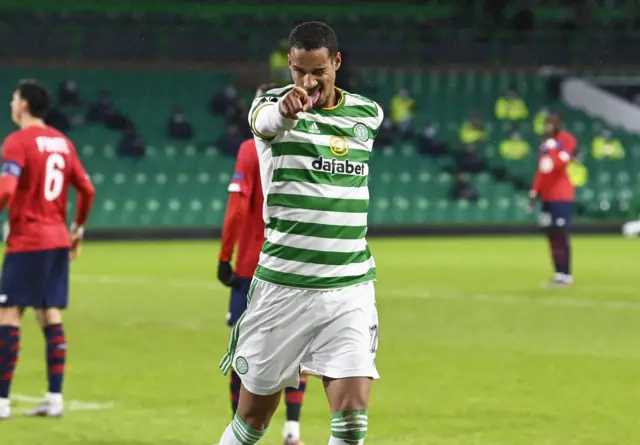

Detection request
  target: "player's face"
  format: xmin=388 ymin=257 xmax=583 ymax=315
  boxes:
xmin=544 ymin=114 xmax=561 ymax=136
xmin=10 ymin=91 xmax=24 ymax=125
xmin=289 ymin=47 xmax=341 ymax=109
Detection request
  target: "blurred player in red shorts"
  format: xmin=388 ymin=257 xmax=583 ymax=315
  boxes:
xmin=0 ymin=79 xmax=95 ymax=419
xmin=217 ymin=83 xmax=307 ymax=445
xmin=528 ymin=111 xmax=576 ymax=286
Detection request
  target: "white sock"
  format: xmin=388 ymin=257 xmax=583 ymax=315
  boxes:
xmin=328 ymin=437 xmax=364 ymax=445
xmin=219 ymin=413 xmax=267 ymax=445
xmin=0 ymin=397 xmax=9 ymax=406
xmin=46 ymin=392 xmax=63 ymax=404
xmin=283 ymin=420 xmax=300 ymax=440
xmin=219 ymin=423 xmax=243 ymax=445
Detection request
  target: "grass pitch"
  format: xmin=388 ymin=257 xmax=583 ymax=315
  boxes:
xmin=1 ymin=236 xmax=638 ymax=445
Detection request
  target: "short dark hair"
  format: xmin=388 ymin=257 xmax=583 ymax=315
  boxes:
xmin=15 ymin=79 xmax=50 ymax=118
xmin=289 ymin=21 xmax=338 ymax=57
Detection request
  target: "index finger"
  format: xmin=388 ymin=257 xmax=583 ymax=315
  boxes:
xmin=292 ymin=86 xmax=308 ymax=102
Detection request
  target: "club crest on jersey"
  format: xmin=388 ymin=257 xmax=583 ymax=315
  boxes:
xmin=235 ymin=356 xmax=249 ymax=375
xmin=352 ymin=123 xmax=369 ymax=142
xmin=329 ymin=136 xmax=348 ymax=157
xmin=311 ymin=156 xmax=367 ymax=176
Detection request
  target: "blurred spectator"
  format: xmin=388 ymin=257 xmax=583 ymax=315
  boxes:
xmin=376 ymin=117 xmax=394 ymax=147
xmin=57 ymin=79 xmax=81 ymax=106
xmin=87 ymin=91 xmax=115 ymax=123
xmin=499 ymin=128 xmax=530 ymax=160
xmin=44 ymin=107 xmax=71 ymax=134
xmin=418 ymin=122 xmax=448 ymax=156
xmin=567 ymin=159 xmax=588 ymax=188
xmin=456 ymin=144 xmax=486 ymax=174
xmin=533 ymin=106 xmax=548 ymax=135
xmin=87 ymin=91 xmax=129 ymax=130
xmin=494 ymin=85 xmax=528 ymax=120
xmin=209 ymin=85 xmax=238 ymax=115
xmin=591 ymin=127 xmax=625 ymax=159
xmin=450 ymin=173 xmax=479 ymax=202
xmin=216 ymin=123 xmax=244 ymax=157
xmin=209 ymin=85 xmax=248 ymax=127
xmin=118 ymin=123 xmax=145 ymax=159
xmin=459 ymin=111 xmax=487 ymax=145
xmin=389 ymin=88 xmax=416 ymax=138
xmin=510 ymin=0 xmax=534 ymax=33
xmin=166 ymin=107 xmax=193 ymax=140
xmin=269 ymin=39 xmax=290 ymax=86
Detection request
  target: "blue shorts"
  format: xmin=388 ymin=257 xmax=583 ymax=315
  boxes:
xmin=539 ymin=201 xmax=573 ymax=229
xmin=226 ymin=277 xmax=252 ymax=327
xmin=0 ymin=248 xmax=70 ymax=309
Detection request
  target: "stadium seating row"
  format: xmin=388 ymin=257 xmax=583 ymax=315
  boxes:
xmin=1 ymin=67 xmax=637 ymax=227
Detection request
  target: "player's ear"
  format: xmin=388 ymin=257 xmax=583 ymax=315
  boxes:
xmin=334 ymin=52 xmax=342 ymax=71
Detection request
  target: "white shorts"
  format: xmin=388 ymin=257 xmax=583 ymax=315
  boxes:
xmin=219 ymin=279 xmax=379 ymax=396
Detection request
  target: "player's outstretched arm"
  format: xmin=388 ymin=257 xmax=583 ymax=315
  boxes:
xmin=251 ymin=87 xmax=311 ymax=139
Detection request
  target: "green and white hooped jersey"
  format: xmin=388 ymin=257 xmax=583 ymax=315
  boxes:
xmin=249 ymin=84 xmax=384 ymax=290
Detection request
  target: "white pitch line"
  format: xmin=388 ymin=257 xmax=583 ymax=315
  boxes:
xmin=12 ymin=394 xmax=115 ymax=412
xmin=70 ymin=273 xmax=640 ymax=311
xmin=382 ymin=288 xmax=640 ymax=310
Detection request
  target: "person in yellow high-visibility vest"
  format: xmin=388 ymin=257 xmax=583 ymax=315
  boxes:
xmin=389 ymin=88 xmax=416 ymax=137
xmin=269 ymin=39 xmax=290 ymax=86
xmin=495 ymin=86 xmax=529 ymax=121
xmin=591 ymin=128 xmax=625 ymax=159
xmin=499 ymin=128 xmax=530 ymax=160
xmin=567 ymin=159 xmax=588 ymax=187
xmin=533 ymin=107 xmax=548 ymax=135
xmin=459 ymin=112 xmax=486 ymax=145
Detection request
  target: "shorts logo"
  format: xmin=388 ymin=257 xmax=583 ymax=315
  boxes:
xmin=0 ymin=294 xmax=7 ymax=304
xmin=235 ymin=356 xmax=249 ymax=375
xmin=353 ymin=123 xmax=369 ymax=142
xmin=538 ymin=212 xmax=552 ymax=228
xmin=329 ymin=136 xmax=348 ymax=157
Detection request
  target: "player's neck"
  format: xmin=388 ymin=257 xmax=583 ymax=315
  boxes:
xmin=19 ymin=116 xmax=46 ymax=130
xmin=325 ymin=87 xmax=339 ymax=109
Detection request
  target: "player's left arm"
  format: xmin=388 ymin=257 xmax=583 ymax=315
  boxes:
xmin=217 ymin=140 xmax=255 ymax=288
xmin=0 ymin=134 xmax=24 ymax=212
xmin=68 ymin=150 xmax=96 ymax=259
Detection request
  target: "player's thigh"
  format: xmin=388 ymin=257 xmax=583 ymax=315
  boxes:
xmin=227 ymin=278 xmax=252 ymax=327
xmin=302 ymin=281 xmax=379 ymax=381
xmin=539 ymin=201 xmax=573 ymax=230
xmin=42 ymin=248 xmax=70 ymax=310
xmin=0 ymin=250 xmax=44 ymax=310
xmin=225 ymin=279 xmax=316 ymax=396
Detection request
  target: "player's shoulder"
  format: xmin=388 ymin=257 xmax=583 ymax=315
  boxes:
xmin=341 ymin=89 xmax=384 ymax=125
xmin=558 ymin=130 xmax=577 ymax=145
xmin=237 ymin=138 xmax=258 ymax=158
xmin=251 ymin=85 xmax=295 ymax=108
xmin=2 ymin=129 xmax=24 ymax=147
xmin=261 ymin=84 xmax=295 ymax=98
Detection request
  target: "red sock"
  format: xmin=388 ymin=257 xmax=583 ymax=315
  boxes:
xmin=284 ymin=374 xmax=307 ymax=421
xmin=0 ymin=326 xmax=20 ymax=399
